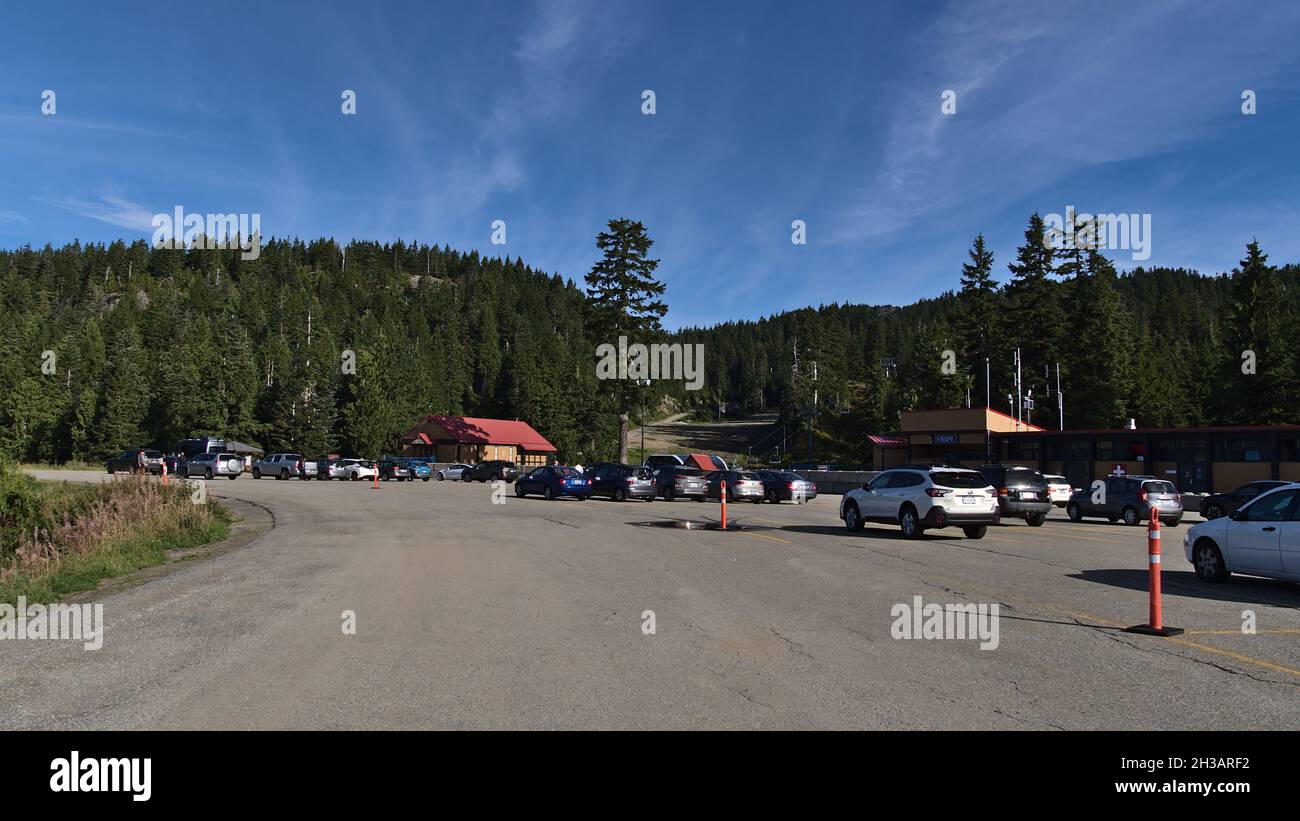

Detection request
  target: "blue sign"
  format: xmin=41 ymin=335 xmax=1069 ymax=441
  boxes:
xmin=933 ymin=434 xmax=958 ymax=445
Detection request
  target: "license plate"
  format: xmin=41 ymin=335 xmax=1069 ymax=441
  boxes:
xmin=961 ymin=496 xmax=977 ymax=505
xmin=1020 ymin=491 xmax=1036 ymax=500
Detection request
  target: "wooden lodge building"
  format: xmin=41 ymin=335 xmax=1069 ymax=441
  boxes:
xmin=400 ymin=415 xmax=557 ymax=467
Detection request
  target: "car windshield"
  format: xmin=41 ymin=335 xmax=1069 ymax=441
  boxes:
xmin=554 ymin=467 xmax=580 ymax=477
xmin=931 ymin=471 xmax=989 ymax=489
xmin=737 ymin=472 xmax=760 ymax=481
xmin=1007 ymin=469 xmax=1046 ymax=486
xmin=780 ymin=472 xmax=805 ymax=481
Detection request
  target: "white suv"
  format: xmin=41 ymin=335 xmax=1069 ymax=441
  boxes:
xmin=840 ymin=467 xmax=1000 ymax=539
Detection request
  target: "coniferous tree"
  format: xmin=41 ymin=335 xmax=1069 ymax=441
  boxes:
xmin=1220 ymin=240 xmax=1295 ymax=424
xmin=953 ymin=234 xmax=999 ymax=406
xmin=584 ymin=219 xmax=667 ymax=463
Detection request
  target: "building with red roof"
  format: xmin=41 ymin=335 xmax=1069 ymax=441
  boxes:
xmin=400 ymin=415 xmax=557 ymax=466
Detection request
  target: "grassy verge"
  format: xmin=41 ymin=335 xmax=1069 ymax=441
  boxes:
xmin=1 ymin=464 xmax=229 ymax=606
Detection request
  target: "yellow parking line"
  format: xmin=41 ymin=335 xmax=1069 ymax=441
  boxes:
xmin=752 ymin=516 xmax=798 ymax=527
xmin=1184 ymin=628 xmax=1300 ymax=636
xmin=952 ymin=577 xmax=1300 ymax=678
xmin=739 ymin=530 xmax=794 ymax=545
xmin=1165 ymin=637 xmax=1300 ymax=678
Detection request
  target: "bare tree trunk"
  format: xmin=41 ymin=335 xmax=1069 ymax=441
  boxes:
xmin=618 ymin=410 xmax=630 ymax=465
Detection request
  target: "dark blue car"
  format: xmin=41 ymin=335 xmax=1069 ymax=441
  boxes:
xmin=514 ymin=466 xmax=591 ymax=500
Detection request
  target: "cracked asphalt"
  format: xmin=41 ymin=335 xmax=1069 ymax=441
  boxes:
xmin=2 ymin=469 xmax=1297 ymax=729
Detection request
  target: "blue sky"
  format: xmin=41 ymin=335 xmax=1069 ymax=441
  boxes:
xmin=2 ymin=0 xmax=1299 ymax=328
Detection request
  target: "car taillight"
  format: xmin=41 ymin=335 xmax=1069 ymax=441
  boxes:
xmin=926 ymin=488 xmax=951 ymax=497
xmin=1139 ymin=489 xmax=1148 ymax=502
xmin=786 ymin=482 xmax=795 ymax=489
xmin=626 ymin=477 xmax=635 ymax=484
xmin=998 ymin=487 xmax=1009 ymax=496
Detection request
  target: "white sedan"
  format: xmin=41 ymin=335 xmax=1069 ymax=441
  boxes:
xmin=436 ymin=463 xmax=470 ymax=481
xmin=1043 ymin=474 xmax=1073 ymax=507
xmin=1184 ymin=483 xmax=1300 ymax=583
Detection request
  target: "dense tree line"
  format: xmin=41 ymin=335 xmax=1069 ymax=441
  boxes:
xmin=1 ymin=214 xmax=1295 ymax=466
xmin=676 ymin=216 xmax=1299 ymax=458
xmin=0 ymin=237 xmax=622 ymax=463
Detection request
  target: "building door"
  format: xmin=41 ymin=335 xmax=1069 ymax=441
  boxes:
xmin=1174 ymin=438 xmax=1209 ymax=493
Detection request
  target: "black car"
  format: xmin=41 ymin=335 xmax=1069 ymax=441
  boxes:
xmin=975 ymin=464 xmax=1052 ymax=526
xmin=378 ymin=456 xmax=414 ymax=481
xmin=106 ymin=448 xmax=163 ymax=475
xmin=588 ymin=464 xmax=656 ymax=501
xmin=756 ymin=470 xmax=818 ymax=504
xmin=1199 ymin=480 xmax=1291 ymax=519
xmin=463 ymin=460 xmax=519 ymax=482
xmin=651 ymin=465 xmax=709 ymax=501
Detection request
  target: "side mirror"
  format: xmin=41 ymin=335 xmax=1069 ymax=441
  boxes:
xmin=1228 ymin=509 xmax=1244 ymax=521
xmin=862 ymin=483 xmax=873 ymax=492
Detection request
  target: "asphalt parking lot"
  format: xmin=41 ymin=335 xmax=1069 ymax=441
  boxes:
xmin=3 ymin=470 xmax=1298 ymax=730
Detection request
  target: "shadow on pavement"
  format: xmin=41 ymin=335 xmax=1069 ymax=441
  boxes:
xmin=1070 ymin=568 xmax=1300 ymax=609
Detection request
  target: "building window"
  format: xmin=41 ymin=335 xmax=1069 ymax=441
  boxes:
xmin=1281 ymin=438 xmax=1300 ymax=462
xmin=1214 ymin=438 xmax=1272 ymax=462
xmin=1046 ymin=439 xmax=1090 ymax=461
xmin=1007 ymin=439 xmax=1039 ymax=461
xmin=1095 ymin=439 xmax=1114 ymax=461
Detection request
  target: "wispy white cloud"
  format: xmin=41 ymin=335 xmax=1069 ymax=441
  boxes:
xmin=38 ymin=191 xmax=156 ymax=232
xmin=835 ymin=0 xmax=1300 ymax=244
xmin=0 ymin=210 xmax=29 ymax=225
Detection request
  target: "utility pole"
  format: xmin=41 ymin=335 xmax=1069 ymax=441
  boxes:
xmin=1013 ymin=348 xmax=1022 ymax=431
xmin=1056 ymin=362 xmax=1063 ymax=431
xmin=985 ymin=356 xmax=990 ymax=410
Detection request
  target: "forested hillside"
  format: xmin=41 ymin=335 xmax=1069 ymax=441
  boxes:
xmin=1 ymin=215 xmax=1296 ymax=465
xmin=682 ymin=220 xmax=1299 ymax=457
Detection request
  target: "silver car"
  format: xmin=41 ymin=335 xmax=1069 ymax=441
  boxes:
xmin=185 ymin=452 xmax=243 ymax=480
xmin=253 ymin=453 xmax=303 ymax=480
xmin=436 ymin=463 xmax=470 ymax=481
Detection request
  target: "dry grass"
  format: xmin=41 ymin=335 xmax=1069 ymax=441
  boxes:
xmin=0 ymin=471 xmax=229 ymax=605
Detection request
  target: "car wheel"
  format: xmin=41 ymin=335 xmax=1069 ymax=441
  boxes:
xmin=900 ymin=506 xmax=924 ymax=539
xmin=515 ymin=483 xmax=526 ymax=497
xmin=767 ymin=490 xmax=779 ymax=504
xmin=1203 ymin=503 xmax=1222 ymax=520
xmin=436 ymin=473 xmax=444 ymax=481
xmin=350 ymin=473 xmax=359 ymax=481
xmin=1122 ymin=506 xmax=1139 ymax=526
xmin=253 ymin=468 xmax=261 ymax=479
xmin=694 ymin=496 xmax=703 ymax=502
xmin=614 ymin=487 xmax=627 ymax=502
xmin=962 ymin=525 xmax=988 ymax=539
xmin=1066 ymin=502 xmax=1083 ymax=522
xmin=577 ymin=496 xmax=588 ymax=501
xmin=205 ymin=469 xmax=214 ymax=479
xmin=491 ymin=473 xmax=500 ymax=482
xmin=1193 ymin=539 xmax=1231 ymax=582
xmin=463 ymin=472 xmax=473 ymax=482
xmin=227 ymin=474 xmax=237 ymax=480
xmin=751 ymin=496 xmax=763 ymax=504
xmin=422 ymin=477 xmax=429 ymax=482
xmin=664 ymin=487 xmax=675 ymax=502
xmin=843 ymin=501 xmax=864 ymax=531
xmin=1026 ymin=513 xmax=1046 ymax=527
xmin=544 ymin=486 xmax=554 ymax=500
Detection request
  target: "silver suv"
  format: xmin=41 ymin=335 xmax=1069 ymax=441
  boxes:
xmin=185 ymin=452 xmax=243 ymax=480
xmin=1066 ymin=475 xmax=1183 ymax=526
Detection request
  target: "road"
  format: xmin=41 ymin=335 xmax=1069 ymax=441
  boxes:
xmin=2 ymin=470 xmax=1297 ymax=729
